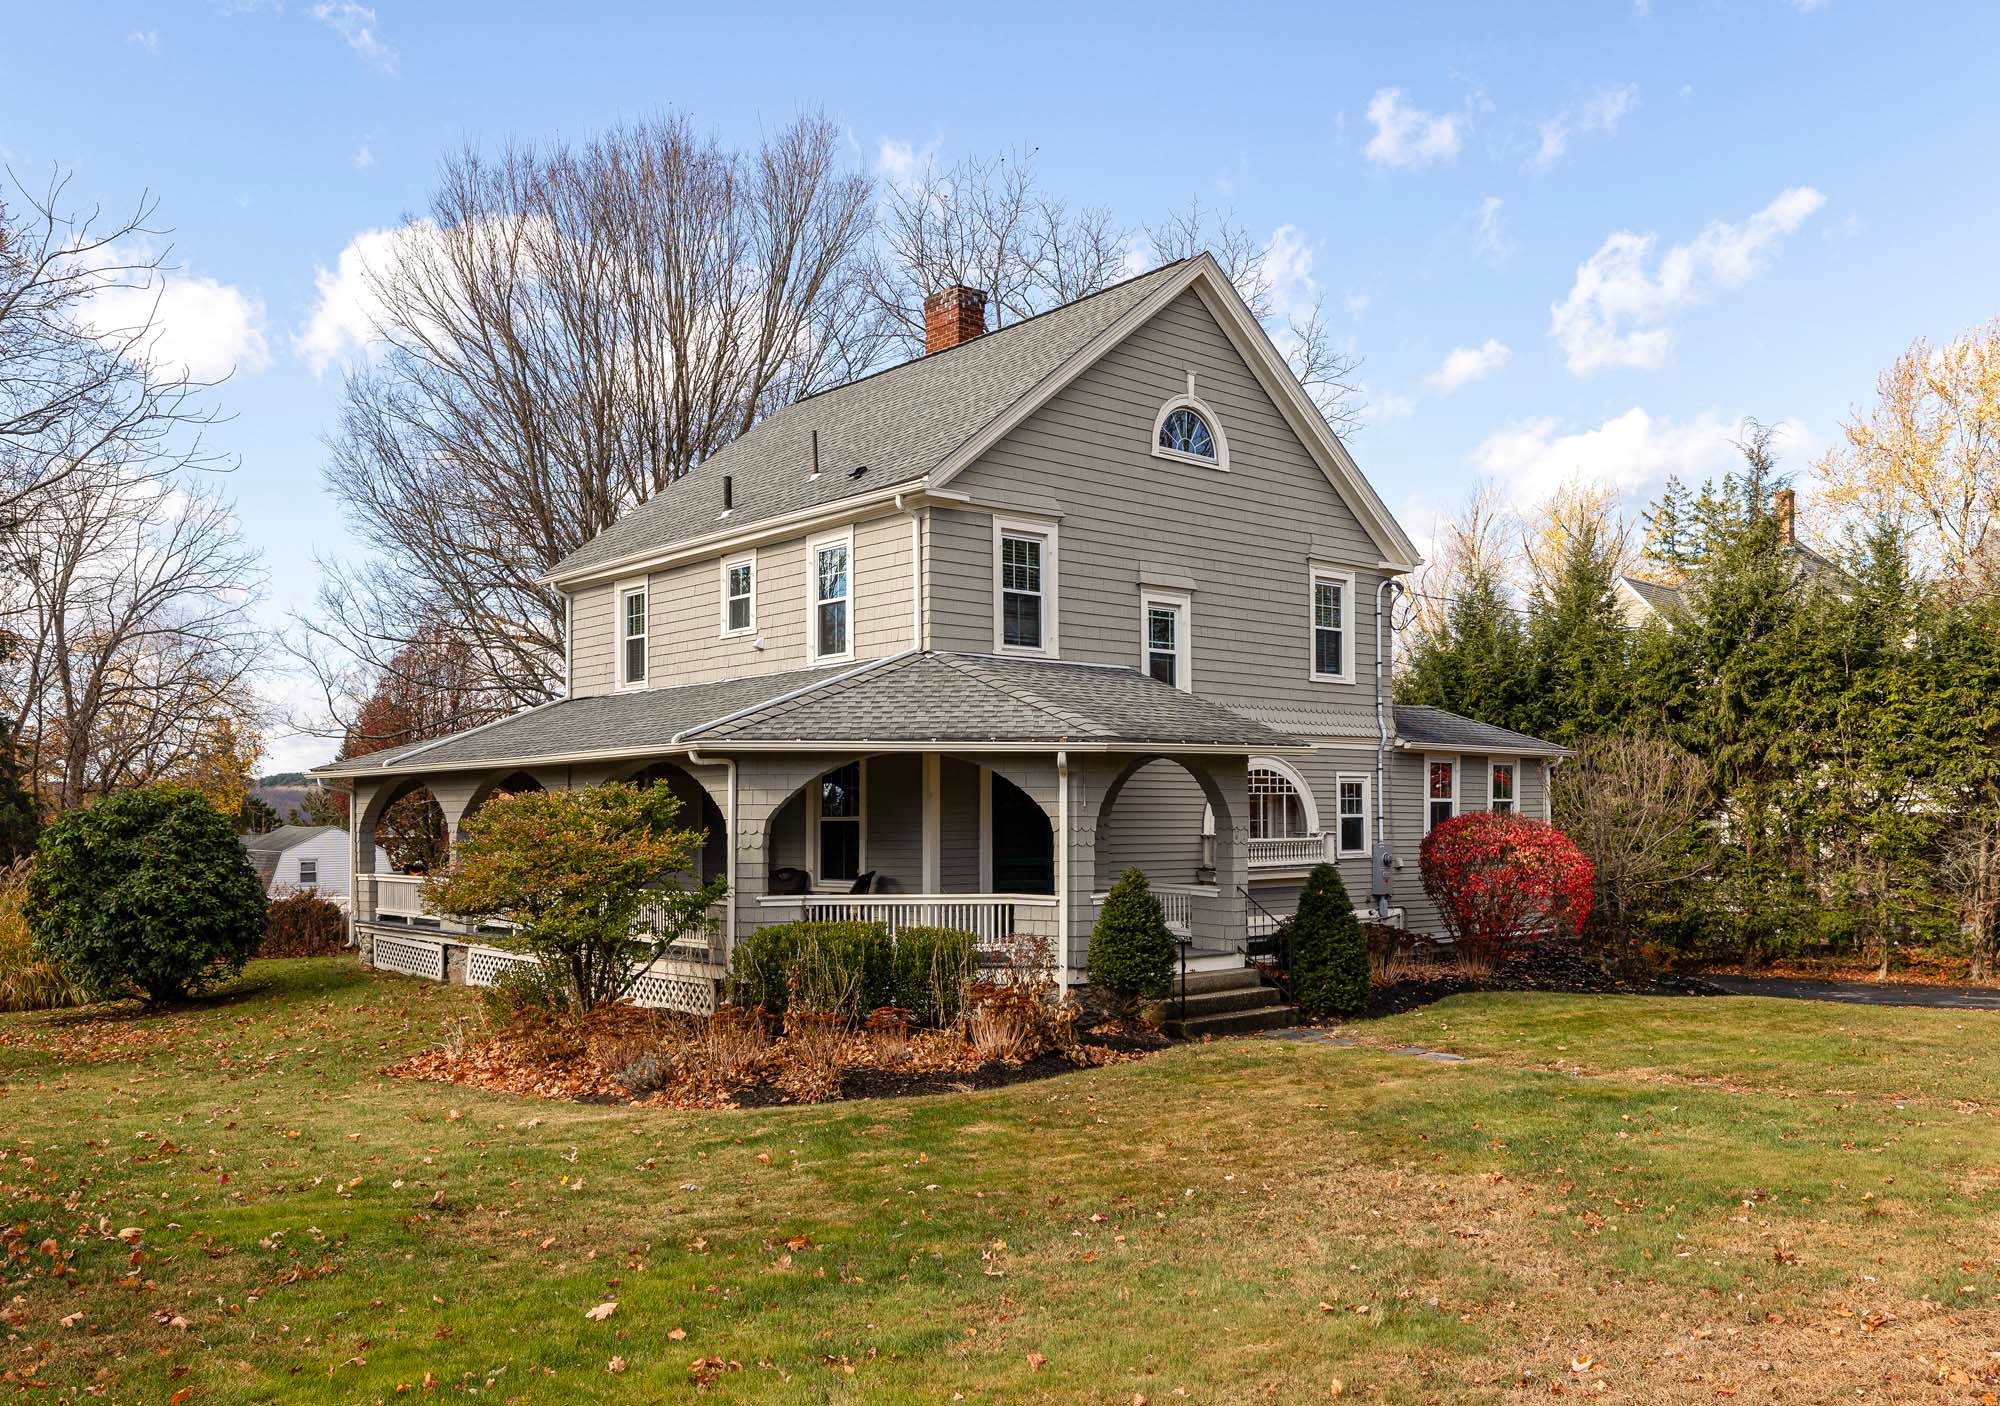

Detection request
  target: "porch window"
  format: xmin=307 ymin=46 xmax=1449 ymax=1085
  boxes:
xmin=1000 ymin=532 xmax=1044 ymax=649
xmin=1337 ymin=776 xmax=1368 ymax=855
xmin=722 ymin=554 xmax=754 ymax=636
xmin=1248 ymin=765 xmax=1307 ymax=839
xmin=810 ymin=533 xmax=850 ymax=662
xmin=1142 ymin=595 xmax=1188 ymax=689
xmin=1310 ymin=569 xmax=1351 ymax=682
xmin=619 ymin=581 xmax=647 ymax=686
xmin=1489 ymin=760 xmax=1516 ymax=815
xmin=816 ymin=761 xmax=862 ymax=883
xmin=1427 ymin=757 xmax=1457 ymax=832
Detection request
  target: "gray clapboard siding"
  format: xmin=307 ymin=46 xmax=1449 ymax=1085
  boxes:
xmin=1095 ymin=759 xmax=1210 ymax=887
xmin=939 ymin=758 xmax=983 ymax=892
xmin=929 ymin=289 xmax=1387 ymax=735
xmin=569 ymin=581 xmax=615 ymax=697
xmin=862 ymin=754 xmax=923 ymax=891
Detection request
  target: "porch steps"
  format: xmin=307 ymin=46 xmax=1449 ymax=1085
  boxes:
xmin=1167 ymin=963 xmax=1299 ymax=1039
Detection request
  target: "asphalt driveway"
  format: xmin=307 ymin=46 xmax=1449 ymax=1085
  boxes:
xmin=1706 ymin=974 xmax=2000 ymax=1011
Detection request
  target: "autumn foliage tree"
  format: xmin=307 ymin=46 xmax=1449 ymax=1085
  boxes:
xmin=1419 ymin=813 xmax=1594 ymax=957
xmin=423 ymin=782 xmax=724 ymax=1011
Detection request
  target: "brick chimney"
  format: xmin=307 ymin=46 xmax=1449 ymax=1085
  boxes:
xmin=1773 ymin=487 xmax=1796 ymax=546
xmin=923 ymin=285 xmax=988 ymax=354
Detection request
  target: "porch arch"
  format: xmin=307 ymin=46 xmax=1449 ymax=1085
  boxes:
xmin=357 ymin=775 xmax=450 ymax=875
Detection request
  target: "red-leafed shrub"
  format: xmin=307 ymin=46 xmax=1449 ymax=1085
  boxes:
xmin=1419 ymin=812 xmax=1594 ymax=955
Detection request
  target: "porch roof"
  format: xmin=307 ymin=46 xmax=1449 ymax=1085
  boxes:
xmin=311 ymin=650 xmax=1301 ymax=779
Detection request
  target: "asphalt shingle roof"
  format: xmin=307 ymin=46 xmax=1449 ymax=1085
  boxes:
xmin=237 ymin=823 xmax=333 ymax=854
xmin=1620 ymin=574 xmax=1685 ymax=614
xmin=547 ymin=262 xmax=1189 ymax=579
xmin=1392 ymin=705 xmax=1567 ymax=757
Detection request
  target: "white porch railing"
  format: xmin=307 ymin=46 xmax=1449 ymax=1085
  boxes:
xmin=753 ymin=893 xmax=1059 ymax=950
xmin=361 ymin=873 xmax=437 ymax=926
xmin=1248 ymin=834 xmax=1334 ymax=869
xmin=1089 ymin=882 xmax=1216 ymax=938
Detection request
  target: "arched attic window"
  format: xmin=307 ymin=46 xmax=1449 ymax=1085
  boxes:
xmin=1152 ymin=394 xmax=1229 ymax=471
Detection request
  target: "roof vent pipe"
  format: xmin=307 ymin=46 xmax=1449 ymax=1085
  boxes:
xmin=810 ymin=430 xmax=820 ymax=481
xmin=722 ymin=475 xmax=733 ymax=511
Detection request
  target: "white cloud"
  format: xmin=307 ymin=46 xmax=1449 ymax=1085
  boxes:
xmin=296 ymin=224 xmax=427 ymax=373
xmin=1786 ymin=0 xmax=1830 ymax=11
xmin=126 ymin=28 xmax=160 ymax=51
xmin=1473 ymin=195 xmax=1513 ymax=263
xmin=1363 ymin=89 xmax=1462 ymax=169
xmin=84 ymin=250 xmax=271 ymax=382
xmin=1469 ymin=407 xmax=1792 ymax=510
xmin=1427 ymin=339 xmax=1512 ymax=394
xmin=1550 ymin=186 xmax=1826 ymax=376
xmin=874 ymin=135 xmax=940 ymax=191
xmin=310 ymin=1 xmax=396 ymax=72
xmin=1529 ymin=83 xmax=1638 ymax=173
xmin=1359 ymin=388 xmax=1418 ymax=425
xmin=352 ymin=142 xmax=374 ymax=169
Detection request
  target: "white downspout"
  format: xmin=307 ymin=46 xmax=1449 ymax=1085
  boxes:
xmin=686 ymin=749 xmax=736 ymax=961
xmin=1373 ymin=577 xmax=1404 ymax=922
xmin=1057 ymin=748 xmax=1070 ymax=998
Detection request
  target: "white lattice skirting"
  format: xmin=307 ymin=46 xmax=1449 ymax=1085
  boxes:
xmin=376 ymin=933 xmax=717 ymax=1016
xmin=371 ymin=932 xmax=448 ymax=981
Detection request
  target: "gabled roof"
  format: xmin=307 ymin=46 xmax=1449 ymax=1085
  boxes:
xmin=238 ymin=824 xmax=338 ymax=854
xmin=547 ymin=262 xmax=1190 ymax=582
xmin=1392 ymin=705 xmax=1568 ymax=758
xmin=1619 ymin=574 xmax=1685 ymax=615
xmin=311 ymin=651 xmax=1302 ymax=779
xmin=546 ymin=255 xmax=1420 ymax=584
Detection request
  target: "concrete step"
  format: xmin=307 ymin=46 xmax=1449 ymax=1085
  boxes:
xmin=1181 ymin=948 xmax=1248 ymax=975
xmin=1177 ymin=984 xmax=1278 ymax=1017
xmin=1169 ymin=1003 xmax=1301 ymax=1038
xmin=1174 ymin=966 xmax=1264 ymax=995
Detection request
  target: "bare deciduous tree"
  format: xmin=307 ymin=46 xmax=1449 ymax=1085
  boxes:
xmin=307 ymin=111 xmax=876 ymax=722
xmin=0 ymin=168 xmax=225 ymax=525
xmin=1551 ymin=734 xmax=1713 ymax=951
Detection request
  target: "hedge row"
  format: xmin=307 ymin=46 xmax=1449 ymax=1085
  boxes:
xmin=727 ymin=921 xmax=975 ymax=1026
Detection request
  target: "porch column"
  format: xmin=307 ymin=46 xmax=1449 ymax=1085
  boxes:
xmin=921 ymin=752 xmax=942 ymax=892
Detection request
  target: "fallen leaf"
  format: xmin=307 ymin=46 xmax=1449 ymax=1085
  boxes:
xmin=607 ymin=1356 xmax=626 ymax=1375
xmin=1027 ymin=1352 xmax=1047 ymax=1372
xmin=668 ymin=1326 xmax=687 ymax=1341
xmin=584 ymin=1302 xmax=618 ymax=1321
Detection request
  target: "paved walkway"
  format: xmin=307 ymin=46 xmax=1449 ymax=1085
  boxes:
xmin=1706 ymin=974 xmax=2000 ymax=1011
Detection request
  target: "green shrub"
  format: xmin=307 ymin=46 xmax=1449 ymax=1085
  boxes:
xmin=479 ymin=959 xmax=573 ymax=1024
xmin=1291 ymin=863 xmax=1368 ymax=1017
xmin=0 ymin=860 xmax=85 ymax=1014
xmin=728 ymin=921 xmax=891 ymax=1018
xmin=888 ymin=925 xmax=976 ymax=1027
xmin=28 ymin=785 xmax=266 ymax=1003
xmin=261 ymin=891 xmax=348 ymax=957
xmin=1086 ymin=868 xmax=1174 ymax=1014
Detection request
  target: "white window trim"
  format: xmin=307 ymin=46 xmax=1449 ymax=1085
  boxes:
xmin=297 ymin=857 xmax=319 ymax=886
xmin=1139 ymin=589 xmax=1192 ymax=691
xmin=614 ymin=575 xmax=649 ymax=692
xmin=806 ymin=758 xmax=867 ymax=883
xmin=1150 ymin=393 xmax=1231 ymax=472
xmin=719 ymin=551 xmax=756 ymax=638
xmin=1425 ymin=754 xmax=1458 ymax=833
xmin=1308 ymin=564 xmax=1357 ymax=685
xmin=806 ymin=527 xmax=855 ymax=666
xmin=1334 ymin=772 xmax=1371 ymax=857
xmin=1487 ymin=757 xmax=1519 ymax=814
xmin=991 ymin=516 xmax=1058 ymax=657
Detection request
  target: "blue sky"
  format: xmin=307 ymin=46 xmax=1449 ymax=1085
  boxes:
xmin=8 ymin=0 xmax=2000 ymax=769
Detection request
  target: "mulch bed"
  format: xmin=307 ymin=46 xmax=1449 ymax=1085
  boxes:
xmin=1361 ymin=943 xmax=1723 ymax=1018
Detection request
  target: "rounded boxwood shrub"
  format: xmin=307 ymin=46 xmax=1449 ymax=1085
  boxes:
xmin=29 ymin=784 xmax=267 ymax=1002
xmin=888 ymin=925 xmax=975 ymax=1028
xmin=1086 ymin=868 xmax=1174 ymax=1014
xmin=728 ymin=920 xmax=891 ymax=1018
xmin=1291 ymin=862 xmax=1368 ymax=1018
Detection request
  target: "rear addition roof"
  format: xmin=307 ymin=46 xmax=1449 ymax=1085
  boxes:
xmin=1392 ymin=705 xmax=1568 ymax=758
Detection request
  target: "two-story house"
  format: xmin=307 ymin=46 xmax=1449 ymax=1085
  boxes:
xmin=314 ymin=255 xmax=1565 ymax=1006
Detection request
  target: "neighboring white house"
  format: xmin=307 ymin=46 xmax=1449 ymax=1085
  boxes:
xmin=239 ymin=825 xmax=390 ymax=899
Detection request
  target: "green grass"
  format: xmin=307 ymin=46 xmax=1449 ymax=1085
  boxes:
xmin=5 ymin=962 xmax=2000 ymax=1403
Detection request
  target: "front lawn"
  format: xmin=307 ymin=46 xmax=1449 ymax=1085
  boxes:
xmin=4 ymin=959 xmax=1998 ymax=1402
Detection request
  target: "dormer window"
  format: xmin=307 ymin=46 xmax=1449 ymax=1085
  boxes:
xmin=1159 ymin=407 xmax=1215 ymax=460
xmin=1151 ymin=387 xmax=1230 ymax=471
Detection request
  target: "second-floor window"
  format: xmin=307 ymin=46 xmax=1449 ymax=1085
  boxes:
xmin=619 ymin=581 xmax=648 ymax=687
xmin=1310 ymin=568 xmax=1352 ymax=682
xmin=1000 ymin=533 xmax=1044 ymax=649
xmin=1141 ymin=593 xmax=1189 ymax=689
xmin=721 ymin=554 xmax=754 ymax=636
xmin=810 ymin=532 xmax=850 ymax=662
xmin=1489 ymin=760 xmax=1516 ymax=814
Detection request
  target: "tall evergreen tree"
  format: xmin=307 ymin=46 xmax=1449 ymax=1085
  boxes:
xmin=0 ymin=715 xmax=38 ymax=864
xmin=1520 ymin=503 xmax=1634 ymax=746
xmin=1399 ymin=553 xmax=1530 ymax=732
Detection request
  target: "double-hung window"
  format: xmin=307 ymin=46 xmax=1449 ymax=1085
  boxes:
xmin=1489 ymin=760 xmax=1516 ymax=815
xmin=814 ymin=761 xmax=863 ymax=883
xmin=994 ymin=519 xmax=1055 ymax=654
xmin=1141 ymin=593 xmax=1189 ymax=689
xmin=1336 ymin=775 xmax=1369 ymax=856
xmin=1310 ymin=568 xmax=1352 ymax=682
xmin=1426 ymin=757 xmax=1457 ymax=832
xmin=298 ymin=858 xmax=319 ymax=888
xmin=721 ymin=553 xmax=755 ymax=636
xmin=618 ymin=579 xmax=648 ymax=688
xmin=808 ymin=531 xmax=851 ymax=663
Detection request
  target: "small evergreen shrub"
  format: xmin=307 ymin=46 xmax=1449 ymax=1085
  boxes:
xmin=1086 ymin=868 xmax=1174 ymax=1015
xmin=28 ymin=784 xmax=266 ymax=1003
xmin=728 ymin=921 xmax=891 ymax=1018
xmin=888 ymin=925 xmax=975 ymax=1028
xmin=261 ymin=891 xmax=348 ymax=957
xmin=1291 ymin=863 xmax=1368 ymax=1017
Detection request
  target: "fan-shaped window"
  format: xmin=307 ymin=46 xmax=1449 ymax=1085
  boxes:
xmin=1159 ymin=407 xmax=1215 ymax=460
xmin=1248 ymin=765 xmax=1308 ymax=840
